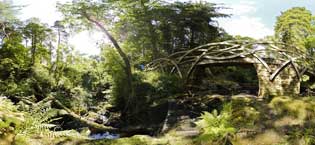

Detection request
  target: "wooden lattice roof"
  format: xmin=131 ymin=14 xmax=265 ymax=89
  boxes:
xmin=147 ymin=40 xmax=314 ymax=81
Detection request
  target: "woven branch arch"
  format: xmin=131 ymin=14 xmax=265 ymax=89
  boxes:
xmin=147 ymin=40 xmax=312 ymax=82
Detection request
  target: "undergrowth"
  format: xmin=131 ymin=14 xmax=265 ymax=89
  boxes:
xmin=0 ymin=96 xmax=85 ymax=145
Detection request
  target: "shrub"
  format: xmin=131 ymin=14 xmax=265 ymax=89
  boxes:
xmin=195 ymin=103 xmax=236 ymax=144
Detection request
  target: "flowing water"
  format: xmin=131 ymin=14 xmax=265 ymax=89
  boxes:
xmin=89 ymin=132 xmax=120 ymax=140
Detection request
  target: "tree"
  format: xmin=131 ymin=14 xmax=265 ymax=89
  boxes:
xmin=0 ymin=0 xmax=18 ymax=22
xmin=0 ymin=1 xmax=20 ymax=44
xmin=58 ymin=0 xmax=134 ymax=114
xmin=159 ymin=1 xmax=228 ymax=50
xmin=0 ymin=22 xmax=28 ymax=86
xmin=305 ymin=36 xmax=315 ymax=55
xmin=114 ymin=0 xmax=228 ymax=61
xmin=275 ymin=7 xmax=313 ymax=51
xmin=52 ymin=20 xmax=70 ymax=82
xmin=22 ymin=18 xmax=53 ymax=66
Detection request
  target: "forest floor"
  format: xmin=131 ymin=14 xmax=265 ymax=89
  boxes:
xmin=53 ymin=95 xmax=315 ymax=145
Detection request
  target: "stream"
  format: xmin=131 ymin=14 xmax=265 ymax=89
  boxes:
xmin=89 ymin=132 xmax=120 ymax=140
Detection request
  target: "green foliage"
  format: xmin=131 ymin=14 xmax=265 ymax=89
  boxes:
xmin=58 ymin=0 xmax=228 ymax=62
xmin=270 ymin=96 xmax=315 ymax=144
xmin=23 ymin=19 xmax=53 ymax=65
xmin=285 ymin=127 xmax=315 ymax=145
xmin=305 ymin=36 xmax=315 ymax=54
xmin=0 ymin=19 xmax=58 ymax=99
xmin=32 ymin=64 xmax=56 ymax=93
xmin=0 ymin=97 xmax=85 ymax=144
xmin=55 ymin=86 xmax=92 ymax=115
xmin=127 ymin=71 xmax=182 ymax=123
xmin=269 ymin=96 xmax=315 ymax=122
xmin=137 ymin=71 xmax=183 ymax=99
xmin=304 ymin=36 xmax=315 ymax=69
xmin=100 ymin=47 xmax=183 ymax=121
xmin=301 ymin=128 xmax=315 ymax=145
xmin=267 ymin=96 xmax=315 ymax=144
xmin=231 ymin=99 xmax=260 ymax=128
xmin=113 ymin=0 xmax=229 ymax=61
xmin=53 ymin=53 xmax=112 ymax=112
xmin=15 ymin=106 xmax=83 ymax=143
xmin=195 ymin=103 xmax=236 ymax=144
xmin=0 ymin=97 xmax=24 ymax=137
xmin=1 ymin=64 xmax=55 ymax=98
xmin=69 ymin=87 xmax=92 ymax=114
xmin=0 ymin=22 xmax=31 ymax=96
xmin=0 ymin=31 xmax=28 ymax=65
xmin=100 ymin=47 xmax=127 ymax=108
xmin=0 ymin=1 xmax=18 ymax=22
xmin=275 ymin=7 xmax=313 ymax=51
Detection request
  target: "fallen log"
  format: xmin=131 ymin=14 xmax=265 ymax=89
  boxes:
xmin=15 ymin=95 xmax=119 ymax=132
xmin=53 ymin=99 xmax=118 ymax=132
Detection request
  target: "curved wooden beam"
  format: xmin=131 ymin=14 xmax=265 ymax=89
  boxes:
xmin=290 ymin=61 xmax=301 ymax=80
xmin=186 ymin=52 xmax=207 ymax=80
xmin=252 ymin=53 xmax=272 ymax=72
xmin=270 ymin=60 xmax=292 ymax=81
xmin=149 ymin=58 xmax=183 ymax=78
xmin=203 ymin=52 xmax=251 ymax=60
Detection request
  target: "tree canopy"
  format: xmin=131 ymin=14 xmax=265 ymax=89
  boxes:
xmin=275 ymin=7 xmax=314 ymax=51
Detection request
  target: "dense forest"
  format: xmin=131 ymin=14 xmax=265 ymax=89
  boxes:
xmin=1 ymin=0 xmax=315 ymax=145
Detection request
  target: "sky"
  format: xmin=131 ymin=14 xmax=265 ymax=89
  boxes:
xmin=11 ymin=0 xmax=315 ymax=55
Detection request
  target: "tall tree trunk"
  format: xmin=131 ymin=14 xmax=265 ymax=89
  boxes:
xmin=147 ymin=22 xmax=159 ymax=60
xmin=140 ymin=0 xmax=159 ymax=60
xmin=83 ymin=13 xmax=134 ymax=113
xmin=55 ymin=27 xmax=62 ymax=83
xmin=48 ymin=41 xmax=53 ymax=74
xmin=190 ymin=28 xmax=195 ymax=48
xmin=31 ymin=34 xmax=36 ymax=65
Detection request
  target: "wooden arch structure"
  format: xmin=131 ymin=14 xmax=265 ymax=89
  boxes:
xmin=147 ymin=40 xmax=313 ymax=98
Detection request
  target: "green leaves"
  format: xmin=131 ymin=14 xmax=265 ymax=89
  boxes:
xmin=275 ymin=7 xmax=313 ymax=51
xmin=23 ymin=19 xmax=53 ymax=65
xmin=195 ymin=103 xmax=236 ymax=143
xmin=0 ymin=1 xmax=19 ymax=22
xmin=114 ymin=0 xmax=229 ymax=61
xmin=0 ymin=97 xmax=24 ymax=141
xmin=57 ymin=0 xmax=113 ymax=32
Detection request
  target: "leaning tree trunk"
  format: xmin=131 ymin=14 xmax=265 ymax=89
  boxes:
xmin=83 ymin=13 xmax=134 ymax=115
xmin=53 ymin=99 xmax=118 ymax=132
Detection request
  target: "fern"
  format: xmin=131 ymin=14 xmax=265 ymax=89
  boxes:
xmin=15 ymin=102 xmax=86 ymax=140
xmin=195 ymin=103 xmax=236 ymax=144
xmin=0 ymin=97 xmax=87 ymax=144
xmin=0 ymin=97 xmax=24 ymax=136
